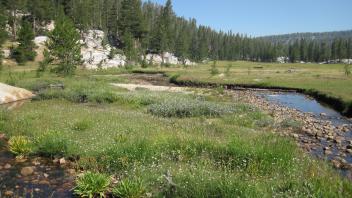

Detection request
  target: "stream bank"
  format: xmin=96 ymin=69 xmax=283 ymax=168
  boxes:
xmin=165 ymin=75 xmax=352 ymax=118
xmin=126 ymin=73 xmax=352 ymax=178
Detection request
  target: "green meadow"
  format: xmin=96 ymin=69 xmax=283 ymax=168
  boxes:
xmin=0 ymin=64 xmax=351 ymax=197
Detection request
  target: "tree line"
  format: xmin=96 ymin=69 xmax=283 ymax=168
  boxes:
xmin=286 ymin=38 xmax=352 ymax=63
xmin=0 ymin=0 xmax=351 ymax=65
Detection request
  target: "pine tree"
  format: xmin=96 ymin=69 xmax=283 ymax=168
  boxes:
xmin=347 ymin=39 xmax=352 ymax=60
xmin=2 ymin=0 xmax=27 ymax=39
xmin=46 ymin=15 xmax=81 ymax=76
xmin=118 ymin=0 xmax=146 ymax=39
xmin=175 ymin=26 xmax=189 ymax=65
xmin=27 ymin=0 xmax=54 ymax=33
xmin=122 ymin=30 xmax=137 ymax=62
xmin=161 ymin=0 xmax=174 ymax=51
xmin=149 ymin=0 xmax=174 ymax=63
xmin=0 ymin=6 xmax=7 ymax=45
xmin=0 ymin=6 xmax=8 ymax=64
xmin=11 ymin=20 xmax=36 ymax=64
xmin=288 ymin=40 xmax=300 ymax=63
xmin=118 ymin=0 xmax=146 ymax=61
xmin=299 ymin=38 xmax=307 ymax=61
xmin=107 ymin=2 xmax=119 ymax=46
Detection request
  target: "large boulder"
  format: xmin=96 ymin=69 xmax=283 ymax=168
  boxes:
xmin=163 ymin=52 xmax=179 ymax=65
xmin=2 ymin=49 xmax=10 ymax=59
xmin=183 ymin=58 xmax=196 ymax=66
xmin=144 ymin=52 xmax=196 ymax=66
xmin=144 ymin=54 xmax=163 ymax=65
xmin=44 ymin=21 xmax=55 ymax=32
xmin=81 ymin=30 xmax=125 ymax=69
xmin=0 ymin=83 xmax=34 ymax=104
xmin=34 ymin=36 xmax=49 ymax=62
xmin=82 ymin=30 xmax=105 ymax=49
xmin=34 ymin=36 xmax=48 ymax=46
xmin=277 ymin=56 xmax=289 ymax=63
xmin=341 ymin=59 xmax=352 ymax=64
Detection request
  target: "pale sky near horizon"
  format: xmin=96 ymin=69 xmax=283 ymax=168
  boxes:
xmin=145 ymin=0 xmax=352 ymax=37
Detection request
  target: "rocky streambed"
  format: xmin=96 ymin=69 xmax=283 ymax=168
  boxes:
xmin=0 ymin=136 xmax=76 ymax=197
xmin=228 ymin=90 xmax=352 ymax=178
xmin=125 ymin=73 xmax=352 ymax=178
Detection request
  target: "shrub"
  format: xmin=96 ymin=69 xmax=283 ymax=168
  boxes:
xmin=112 ymin=178 xmax=146 ymax=198
xmin=225 ymin=63 xmax=232 ymax=76
xmin=8 ymin=136 xmax=33 ymax=156
xmin=278 ymin=119 xmax=303 ymax=132
xmin=72 ymin=120 xmax=92 ymax=131
xmin=210 ymin=61 xmax=219 ymax=76
xmin=74 ymin=172 xmax=111 ymax=198
xmin=114 ymin=91 xmax=188 ymax=107
xmin=89 ymin=91 xmax=117 ymax=104
xmin=255 ymin=117 xmax=274 ymax=128
xmin=11 ymin=47 xmax=36 ymax=64
xmin=148 ymin=98 xmax=236 ymax=118
xmin=344 ymin=64 xmax=351 ymax=76
xmin=35 ymin=131 xmax=69 ymax=157
xmin=169 ymin=73 xmax=180 ymax=83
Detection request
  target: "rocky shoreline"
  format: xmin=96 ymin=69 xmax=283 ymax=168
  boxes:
xmin=228 ymin=89 xmax=352 ymax=178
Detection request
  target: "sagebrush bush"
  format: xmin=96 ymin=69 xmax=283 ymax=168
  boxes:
xmin=148 ymin=97 xmax=236 ymax=118
xmin=112 ymin=178 xmax=146 ymax=198
xmin=114 ymin=91 xmax=196 ymax=108
xmin=8 ymin=136 xmax=33 ymax=156
xmin=74 ymin=172 xmax=111 ymax=198
xmin=255 ymin=117 xmax=274 ymax=128
xmin=278 ymin=119 xmax=303 ymax=131
xmin=35 ymin=131 xmax=69 ymax=157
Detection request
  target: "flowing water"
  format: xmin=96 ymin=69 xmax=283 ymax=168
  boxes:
xmin=261 ymin=92 xmax=352 ymax=177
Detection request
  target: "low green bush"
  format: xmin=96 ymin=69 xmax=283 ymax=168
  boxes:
xmin=74 ymin=172 xmax=111 ymax=198
xmin=112 ymin=178 xmax=146 ymax=198
xmin=8 ymin=136 xmax=33 ymax=156
xmin=35 ymin=131 xmax=69 ymax=157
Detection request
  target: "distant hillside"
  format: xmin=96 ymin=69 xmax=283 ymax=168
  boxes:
xmin=260 ymin=30 xmax=352 ymax=45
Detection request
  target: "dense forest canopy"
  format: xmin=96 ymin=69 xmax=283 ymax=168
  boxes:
xmin=0 ymin=0 xmax=351 ymax=63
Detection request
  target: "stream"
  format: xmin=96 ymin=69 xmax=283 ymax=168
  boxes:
xmin=260 ymin=92 xmax=352 ymax=176
xmin=124 ymin=73 xmax=352 ymax=178
xmin=0 ymin=137 xmax=75 ymax=197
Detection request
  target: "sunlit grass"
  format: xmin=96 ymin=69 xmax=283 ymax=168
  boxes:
xmin=0 ymin=63 xmax=351 ymax=196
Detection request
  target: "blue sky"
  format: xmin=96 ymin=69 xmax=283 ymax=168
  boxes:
xmin=145 ymin=0 xmax=352 ymax=37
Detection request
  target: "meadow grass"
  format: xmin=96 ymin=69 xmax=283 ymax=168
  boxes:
xmin=0 ymin=66 xmax=351 ymax=197
xmin=1 ymin=98 xmax=351 ymax=196
xmin=137 ymin=61 xmax=352 ymax=102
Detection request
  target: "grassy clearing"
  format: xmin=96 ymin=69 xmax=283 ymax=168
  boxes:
xmin=0 ymin=66 xmax=351 ymax=197
xmin=138 ymin=61 xmax=352 ymax=102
